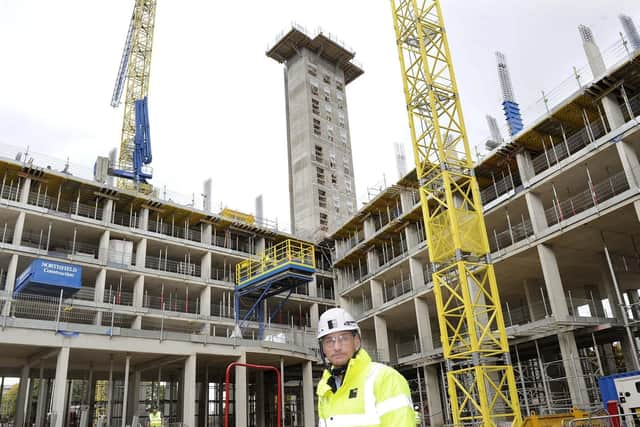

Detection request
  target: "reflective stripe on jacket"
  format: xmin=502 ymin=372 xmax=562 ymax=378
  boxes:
xmin=317 ymin=349 xmax=414 ymax=427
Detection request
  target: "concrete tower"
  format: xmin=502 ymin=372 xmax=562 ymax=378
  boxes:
xmin=395 ymin=142 xmax=407 ymax=179
xmin=267 ymin=26 xmax=363 ymax=241
xmin=620 ymin=14 xmax=640 ymax=51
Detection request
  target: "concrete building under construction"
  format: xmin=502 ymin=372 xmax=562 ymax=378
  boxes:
xmin=1 ymin=10 xmax=640 ymax=427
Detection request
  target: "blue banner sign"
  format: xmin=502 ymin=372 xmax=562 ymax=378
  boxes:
xmin=15 ymin=259 xmax=82 ymax=297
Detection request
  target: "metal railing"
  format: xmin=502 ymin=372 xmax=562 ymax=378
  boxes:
xmin=372 ymin=204 xmax=403 ymax=232
xmin=27 ymin=190 xmax=53 ymax=208
xmin=147 ymin=219 xmax=202 ymax=243
xmin=531 ymin=120 xmax=606 ymax=176
xmin=350 ymin=297 xmax=373 ymax=317
xmin=70 ymin=201 xmax=103 ymax=221
xmin=490 ymin=217 xmax=534 ymax=253
xmin=236 ymin=239 xmax=315 ymax=286
xmin=382 ymin=277 xmax=413 ymax=303
xmin=104 ymin=288 xmax=134 ymax=306
xmin=0 ymin=182 xmax=19 ymax=201
xmin=396 ymin=337 xmax=420 ymax=359
xmin=0 ymin=223 xmax=14 ymax=244
xmin=317 ymin=286 xmax=335 ymax=300
xmin=210 ymin=267 xmax=234 ymax=283
xmin=144 ymin=294 xmax=199 ymax=314
xmin=145 ymin=255 xmax=201 ymax=278
xmin=112 ymin=211 xmax=139 ymax=228
xmin=481 ymin=170 xmax=522 ymax=205
xmin=545 ymin=171 xmax=629 ymax=226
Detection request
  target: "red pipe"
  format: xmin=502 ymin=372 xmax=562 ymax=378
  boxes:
xmin=224 ymin=362 xmax=281 ymax=427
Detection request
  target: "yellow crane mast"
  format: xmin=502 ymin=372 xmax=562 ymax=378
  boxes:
xmin=389 ymin=1 xmax=522 ymax=425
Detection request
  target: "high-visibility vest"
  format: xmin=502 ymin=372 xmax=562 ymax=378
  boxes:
xmin=317 ymin=349 xmax=414 ymax=427
xmin=149 ymin=411 xmax=162 ymax=427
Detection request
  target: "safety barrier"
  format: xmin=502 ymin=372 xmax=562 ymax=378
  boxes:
xmin=235 ymin=239 xmax=314 ymax=286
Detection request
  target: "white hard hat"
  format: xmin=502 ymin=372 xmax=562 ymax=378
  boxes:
xmin=317 ymin=308 xmax=360 ymax=339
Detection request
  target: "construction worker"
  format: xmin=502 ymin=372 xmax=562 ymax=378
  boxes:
xmin=316 ymin=307 xmax=415 ymax=427
xmin=148 ymin=404 xmax=162 ymax=427
xmin=414 ymin=405 xmax=422 ymax=426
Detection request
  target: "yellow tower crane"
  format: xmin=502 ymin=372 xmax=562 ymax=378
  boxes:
xmin=110 ymin=0 xmax=157 ymax=192
xmin=389 ymin=1 xmax=522 ymax=426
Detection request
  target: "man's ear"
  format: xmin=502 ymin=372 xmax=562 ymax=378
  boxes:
xmin=354 ymin=334 xmax=361 ymax=349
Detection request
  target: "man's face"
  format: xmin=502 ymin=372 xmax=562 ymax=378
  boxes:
xmin=321 ymin=331 xmax=360 ymax=367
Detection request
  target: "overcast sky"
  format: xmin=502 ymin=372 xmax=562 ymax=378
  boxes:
xmin=1 ymin=1 xmax=639 ymax=232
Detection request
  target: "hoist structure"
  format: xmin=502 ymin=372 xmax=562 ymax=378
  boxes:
xmin=110 ymin=0 xmax=156 ymax=190
xmin=389 ymin=1 xmax=522 ymax=425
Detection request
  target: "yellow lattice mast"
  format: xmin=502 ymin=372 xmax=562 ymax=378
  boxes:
xmin=389 ymin=1 xmax=522 ymax=425
xmin=111 ymin=0 xmax=156 ymax=192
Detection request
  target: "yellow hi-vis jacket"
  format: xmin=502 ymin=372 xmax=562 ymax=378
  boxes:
xmin=317 ymin=349 xmax=414 ymax=427
xmin=149 ymin=411 xmax=162 ymax=427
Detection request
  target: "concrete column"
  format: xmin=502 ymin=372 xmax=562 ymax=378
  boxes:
xmin=616 ymin=139 xmax=640 ymax=189
xmin=121 ymin=355 xmax=131 ymax=427
xmin=235 ymin=353 xmax=247 ymax=427
xmin=138 ymin=207 xmax=149 ymax=231
xmin=12 ymin=211 xmax=25 ymax=245
xmin=94 ymin=269 xmax=106 ymax=325
xmin=302 ymin=361 xmax=315 ymax=427
xmin=1 ymin=254 xmax=18 ymax=316
xmin=310 ymin=304 xmax=319 ymax=331
xmin=102 ymin=199 xmax=114 ymax=225
xmin=308 ymin=277 xmax=317 ymax=298
xmin=182 ymin=355 xmax=196 ymax=427
xmin=374 ymin=315 xmax=390 ymax=362
xmin=363 ymin=217 xmax=376 ymax=239
xmin=400 ymin=190 xmax=417 ymax=212
xmin=423 ymin=366 xmax=444 ymax=427
xmin=255 ymin=371 xmax=265 ymax=427
xmin=86 ymin=367 xmax=96 ymax=427
xmin=51 ymin=347 xmax=70 ymax=427
xmin=409 ymin=257 xmax=426 ymax=290
xmin=366 ymin=250 xmax=379 ymax=274
xmin=126 ymin=371 xmax=141 ymax=424
xmin=525 ymin=192 xmax=547 ymax=235
xmin=201 ymin=223 xmax=212 ymax=246
xmin=414 ymin=297 xmax=435 ymax=352
xmin=14 ymin=364 xmax=30 ymax=427
xmin=98 ymin=230 xmax=110 ymax=264
xmin=200 ymin=252 xmax=211 ymax=281
xmin=19 ymin=177 xmax=31 ymax=204
xmin=370 ymin=279 xmax=383 ymax=308
xmin=200 ymin=286 xmax=211 ymax=317
xmin=35 ymin=363 xmax=47 ymax=427
xmin=132 ymin=275 xmax=144 ymax=329
xmin=537 ymin=244 xmax=569 ymax=319
xmin=557 ymin=332 xmax=589 ymax=408
xmin=133 ymin=275 xmax=144 ymax=308
xmin=516 ymin=151 xmax=535 ymax=185
xmin=135 ymin=239 xmax=147 ymax=269
xmin=405 ymin=223 xmax=418 ymax=250
xmin=254 ymin=236 xmax=265 ymax=255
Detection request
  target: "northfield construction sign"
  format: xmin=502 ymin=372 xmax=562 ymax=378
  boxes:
xmin=15 ymin=259 xmax=82 ymax=297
